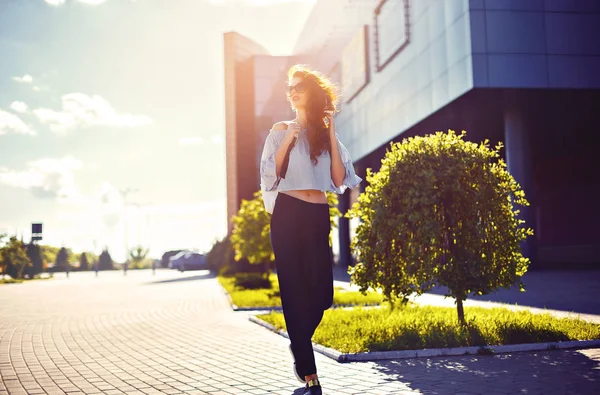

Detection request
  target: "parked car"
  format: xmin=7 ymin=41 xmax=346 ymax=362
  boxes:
xmin=169 ymin=251 xmax=207 ymax=272
xmin=168 ymin=251 xmax=188 ymax=270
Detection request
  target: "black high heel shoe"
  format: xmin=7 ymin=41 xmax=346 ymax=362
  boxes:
xmin=303 ymin=378 xmax=322 ymax=395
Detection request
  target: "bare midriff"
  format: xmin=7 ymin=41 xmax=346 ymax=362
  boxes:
xmin=280 ymin=189 xmax=328 ymax=204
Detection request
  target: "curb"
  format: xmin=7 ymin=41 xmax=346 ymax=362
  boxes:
xmin=248 ymin=315 xmax=600 ymax=363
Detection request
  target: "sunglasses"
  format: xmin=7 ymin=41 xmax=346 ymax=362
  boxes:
xmin=287 ymin=82 xmax=307 ymax=95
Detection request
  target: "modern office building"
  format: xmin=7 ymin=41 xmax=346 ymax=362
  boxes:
xmin=224 ymin=0 xmax=600 ymax=267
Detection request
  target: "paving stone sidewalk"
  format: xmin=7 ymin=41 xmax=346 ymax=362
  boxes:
xmin=1 ymin=270 xmax=599 ymax=395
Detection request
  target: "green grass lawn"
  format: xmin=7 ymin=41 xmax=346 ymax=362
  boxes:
xmin=218 ymin=273 xmax=383 ymax=308
xmin=257 ymin=304 xmax=600 ymax=353
xmin=0 ymin=276 xmax=53 ymax=285
xmin=0 ymin=278 xmax=24 ymax=284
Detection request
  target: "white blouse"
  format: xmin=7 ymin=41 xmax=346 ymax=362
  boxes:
xmin=260 ymin=126 xmax=362 ymax=214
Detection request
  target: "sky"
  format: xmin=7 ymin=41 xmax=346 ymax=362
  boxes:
xmin=0 ymin=0 xmax=316 ymax=261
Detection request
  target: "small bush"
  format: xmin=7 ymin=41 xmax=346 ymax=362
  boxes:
xmin=234 ymin=273 xmax=272 ymax=289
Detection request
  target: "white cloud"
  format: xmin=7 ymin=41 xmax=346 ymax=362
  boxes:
xmin=10 ymin=101 xmax=28 ymax=113
xmin=0 ymin=110 xmax=35 ymax=136
xmin=33 ymin=93 xmax=153 ymax=134
xmin=12 ymin=74 xmax=33 ymax=84
xmin=179 ymin=136 xmax=205 ymax=145
xmin=0 ymin=156 xmax=83 ymax=200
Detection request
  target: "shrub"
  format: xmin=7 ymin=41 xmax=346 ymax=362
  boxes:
xmin=1 ymin=236 xmax=32 ymax=280
xmin=234 ymin=273 xmax=273 ymax=289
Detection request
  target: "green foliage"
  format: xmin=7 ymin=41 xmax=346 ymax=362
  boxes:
xmin=258 ymin=305 xmax=600 ymax=353
xmin=230 ymin=191 xmax=273 ymax=269
xmin=0 ymin=236 xmax=32 ymax=279
xmin=347 ymin=131 xmax=534 ymax=324
xmin=24 ymin=243 xmax=44 ymax=278
xmin=98 ymin=249 xmax=114 ymax=270
xmin=129 ymin=246 xmax=149 ymax=269
xmin=233 ymin=273 xmax=273 ymax=289
xmin=0 ymin=278 xmax=24 ymax=284
xmin=79 ymin=252 xmax=90 ymax=271
xmin=0 ymin=234 xmax=7 ymax=276
xmin=55 ymin=247 xmax=70 ymax=271
xmin=40 ymin=245 xmax=60 ymax=268
xmin=327 ymin=191 xmax=341 ymax=246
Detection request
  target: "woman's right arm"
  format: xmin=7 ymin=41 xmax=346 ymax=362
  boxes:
xmin=260 ymin=122 xmax=296 ymax=191
xmin=272 ymin=122 xmax=297 ymax=176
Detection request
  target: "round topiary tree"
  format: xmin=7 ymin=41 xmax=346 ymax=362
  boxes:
xmin=348 ymin=130 xmax=533 ymax=325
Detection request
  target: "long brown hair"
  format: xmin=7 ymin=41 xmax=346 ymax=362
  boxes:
xmin=287 ymin=64 xmax=339 ymax=164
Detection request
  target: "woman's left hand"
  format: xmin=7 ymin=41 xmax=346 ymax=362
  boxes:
xmin=325 ymin=114 xmax=335 ymax=137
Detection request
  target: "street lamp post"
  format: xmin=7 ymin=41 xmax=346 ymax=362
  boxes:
xmin=119 ymin=187 xmax=139 ymax=265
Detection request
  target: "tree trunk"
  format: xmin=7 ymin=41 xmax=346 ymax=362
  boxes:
xmin=456 ymin=297 xmax=466 ymax=325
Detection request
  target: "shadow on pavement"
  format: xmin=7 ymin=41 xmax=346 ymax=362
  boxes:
xmin=334 ymin=266 xmax=600 ymax=315
xmin=371 ymin=349 xmax=600 ymax=394
xmin=144 ymin=271 xmax=215 ymax=285
xmin=426 ymin=269 xmax=600 ymax=315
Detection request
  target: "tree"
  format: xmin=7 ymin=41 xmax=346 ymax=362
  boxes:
xmin=98 ymin=249 xmax=114 ymax=270
xmin=41 ymin=245 xmax=61 ymax=268
xmin=55 ymin=247 xmax=70 ymax=272
xmin=129 ymin=246 xmax=149 ymax=269
xmin=79 ymin=252 xmax=90 ymax=271
xmin=1 ymin=236 xmax=32 ymax=280
xmin=24 ymin=242 xmax=44 ymax=278
xmin=0 ymin=234 xmax=7 ymax=278
xmin=348 ymin=131 xmax=533 ymax=325
xmin=230 ymin=191 xmax=273 ymax=277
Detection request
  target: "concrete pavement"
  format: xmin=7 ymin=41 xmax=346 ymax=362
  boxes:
xmin=0 ymin=270 xmax=599 ymax=394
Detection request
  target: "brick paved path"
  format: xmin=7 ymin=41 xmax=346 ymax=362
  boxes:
xmin=1 ymin=270 xmax=599 ymax=395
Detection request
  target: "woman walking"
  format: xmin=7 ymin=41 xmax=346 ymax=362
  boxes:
xmin=260 ymin=64 xmax=362 ymax=394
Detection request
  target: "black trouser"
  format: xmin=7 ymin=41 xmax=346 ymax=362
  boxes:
xmin=270 ymin=193 xmax=334 ymax=378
